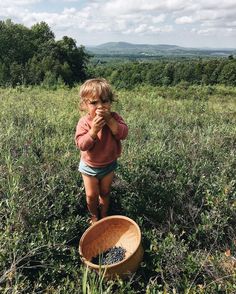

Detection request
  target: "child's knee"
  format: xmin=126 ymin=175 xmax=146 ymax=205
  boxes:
xmin=100 ymin=189 xmax=110 ymax=198
xmin=86 ymin=193 xmax=99 ymax=203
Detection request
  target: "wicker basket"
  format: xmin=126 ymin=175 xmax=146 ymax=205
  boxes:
xmin=79 ymin=215 xmax=144 ymax=278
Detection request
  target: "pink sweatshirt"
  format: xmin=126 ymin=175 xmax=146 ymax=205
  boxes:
xmin=75 ymin=112 xmax=128 ymax=167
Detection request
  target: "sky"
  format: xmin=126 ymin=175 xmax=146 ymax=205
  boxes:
xmin=0 ymin=0 xmax=236 ymax=48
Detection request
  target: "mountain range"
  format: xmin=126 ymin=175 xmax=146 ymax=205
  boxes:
xmin=86 ymin=42 xmax=236 ymax=57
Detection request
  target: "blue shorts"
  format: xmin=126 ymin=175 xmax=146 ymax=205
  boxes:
xmin=79 ymin=160 xmax=117 ymax=180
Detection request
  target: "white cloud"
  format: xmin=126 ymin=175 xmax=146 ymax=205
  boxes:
xmin=198 ymin=0 xmax=236 ymax=10
xmin=0 ymin=0 xmax=40 ymax=6
xmin=0 ymin=0 xmax=235 ymax=47
xmin=175 ymin=16 xmax=194 ymax=24
xmin=63 ymin=7 xmax=77 ymax=14
xmin=134 ymin=24 xmax=147 ymax=33
xmin=226 ymin=20 xmax=236 ymax=27
xmin=63 ymin=0 xmax=79 ymax=2
xmin=123 ymin=24 xmax=172 ymax=35
xmin=102 ymin=0 xmax=186 ymax=15
xmin=197 ymin=28 xmax=215 ymax=35
xmin=152 ymin=14 xmax=166 ymax=24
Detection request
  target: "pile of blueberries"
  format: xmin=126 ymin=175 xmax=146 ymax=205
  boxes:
xmin=92 ymin=246 xmax=126 ymax=265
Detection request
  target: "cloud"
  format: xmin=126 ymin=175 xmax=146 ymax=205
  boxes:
xmin=197 ymin=0 xmax=236 ymax=10
xmin=197 ymin=28 xmax=215 ymax=35
xmin=123 ymin=24 xmax=172 ymax=35
xmin=62 ymin=0 xmax=79 ymax=2
xmin=0 ymin=0 xmax=235 ymax=46
xmin=175 ymin=16 xmax=194 ymax=24
xmin=152 ymin=14 xmax=166 ymax=24
xmin=102 ymin=0 xmax=186 ymax=15
xmin=0 ymin=0 xmax=40 ymax=6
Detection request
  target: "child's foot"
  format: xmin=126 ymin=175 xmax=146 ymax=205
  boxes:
xmin=89 ymin=215 xmax=98 ymax=225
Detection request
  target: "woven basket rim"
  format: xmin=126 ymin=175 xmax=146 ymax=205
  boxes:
xmin=79 ymin=215 xmax=142 ymax=269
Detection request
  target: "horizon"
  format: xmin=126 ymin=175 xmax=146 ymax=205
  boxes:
xmin=1 ymin=1 xmax=236 ymax=49
xmin=85 ymin=41 xmax=236 ymax=50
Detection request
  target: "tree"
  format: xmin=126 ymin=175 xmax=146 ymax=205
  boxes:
xmin=31 ymin=22 xmax=55 ymax=47
xmin=218 ymin=61 xmax=236 ymax=86
xmin=0 ymin=19 xmax=33 ymax=64
xmin=162 ymin=63 xmax=174 ymax=85
xmin=0 ymin=20 xmax=91 ymax=86
xmin=53 ymin=37 xmax=90 ymax=85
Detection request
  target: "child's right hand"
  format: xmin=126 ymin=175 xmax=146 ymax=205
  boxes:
xmin=89 ymin=115 xmax=106 ymax=139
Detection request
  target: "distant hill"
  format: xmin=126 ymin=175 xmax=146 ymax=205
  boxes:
xmin=95 ymin=42 xmax=180 ymax=50
xmin=96 ymin=42 xmax=180 ymax=50
xmin=86 ymin=42 xmax=236 ymax=57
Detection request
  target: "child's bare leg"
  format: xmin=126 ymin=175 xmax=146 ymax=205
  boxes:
xmin=99 ymin=171 xmax=114 ymax=218
xmin=82 ymin=174 xmax=100 ymax=223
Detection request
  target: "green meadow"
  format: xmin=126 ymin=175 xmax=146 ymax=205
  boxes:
xmin=0 ymin=85 xmax=235 ymax=293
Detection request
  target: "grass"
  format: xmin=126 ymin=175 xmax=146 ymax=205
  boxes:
xmin=0 ymin=84 xmax=235 ymax=293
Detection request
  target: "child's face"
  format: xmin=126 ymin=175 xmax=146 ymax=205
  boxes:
xmin=86 ymin=96 xmax=111 ymax=118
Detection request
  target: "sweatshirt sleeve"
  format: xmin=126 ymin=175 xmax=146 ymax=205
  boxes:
xmin=112 ymin=112 xmax=128 ymax=140
xmin=75 ymin=118 xmax=96 ymax=151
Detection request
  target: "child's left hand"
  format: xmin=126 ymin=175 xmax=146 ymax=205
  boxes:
xmin=95 ymin=109 xmax=112 ymax=122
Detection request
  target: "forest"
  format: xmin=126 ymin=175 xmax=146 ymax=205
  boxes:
xmin=89 ymin=57 xmax=236 ymax=89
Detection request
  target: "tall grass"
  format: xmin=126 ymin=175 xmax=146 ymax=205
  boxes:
xmin=0 ymin=85 xmax=235 ymax=293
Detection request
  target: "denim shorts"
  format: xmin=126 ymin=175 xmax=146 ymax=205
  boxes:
xmin=79 ymin=160 xmax=117 ymax=179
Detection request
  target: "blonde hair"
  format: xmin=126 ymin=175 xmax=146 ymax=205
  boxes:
xmin=79 ymin=78 xmax=115 ymax=108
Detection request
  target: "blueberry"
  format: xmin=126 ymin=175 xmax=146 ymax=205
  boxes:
xmin=92 ymin=246 xmax=126 ymax=265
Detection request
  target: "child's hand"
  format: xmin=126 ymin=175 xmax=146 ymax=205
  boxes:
xmin=89 ymin=115 xmax=106 ymax=139
xmin=95 ymin=108 xmax=112 ymax=122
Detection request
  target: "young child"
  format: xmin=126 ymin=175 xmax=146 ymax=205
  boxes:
xmin=75 ymin=78 xmax=128 ymax=224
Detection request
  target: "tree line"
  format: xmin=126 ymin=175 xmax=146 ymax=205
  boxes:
xmin=0 ymin=19 xmax=235 ymax=88
xmin=0 ymin=19 xmax=90 ymax=87
xmin=89 ymin=57 xmax=236 ymax=89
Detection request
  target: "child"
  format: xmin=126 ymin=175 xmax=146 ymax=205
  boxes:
xmin=75 ymin=78 xmax=128 ymax=225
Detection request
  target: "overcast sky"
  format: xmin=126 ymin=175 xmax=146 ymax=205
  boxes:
xmin=1 ymin=0 xmax=236 ymax=48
